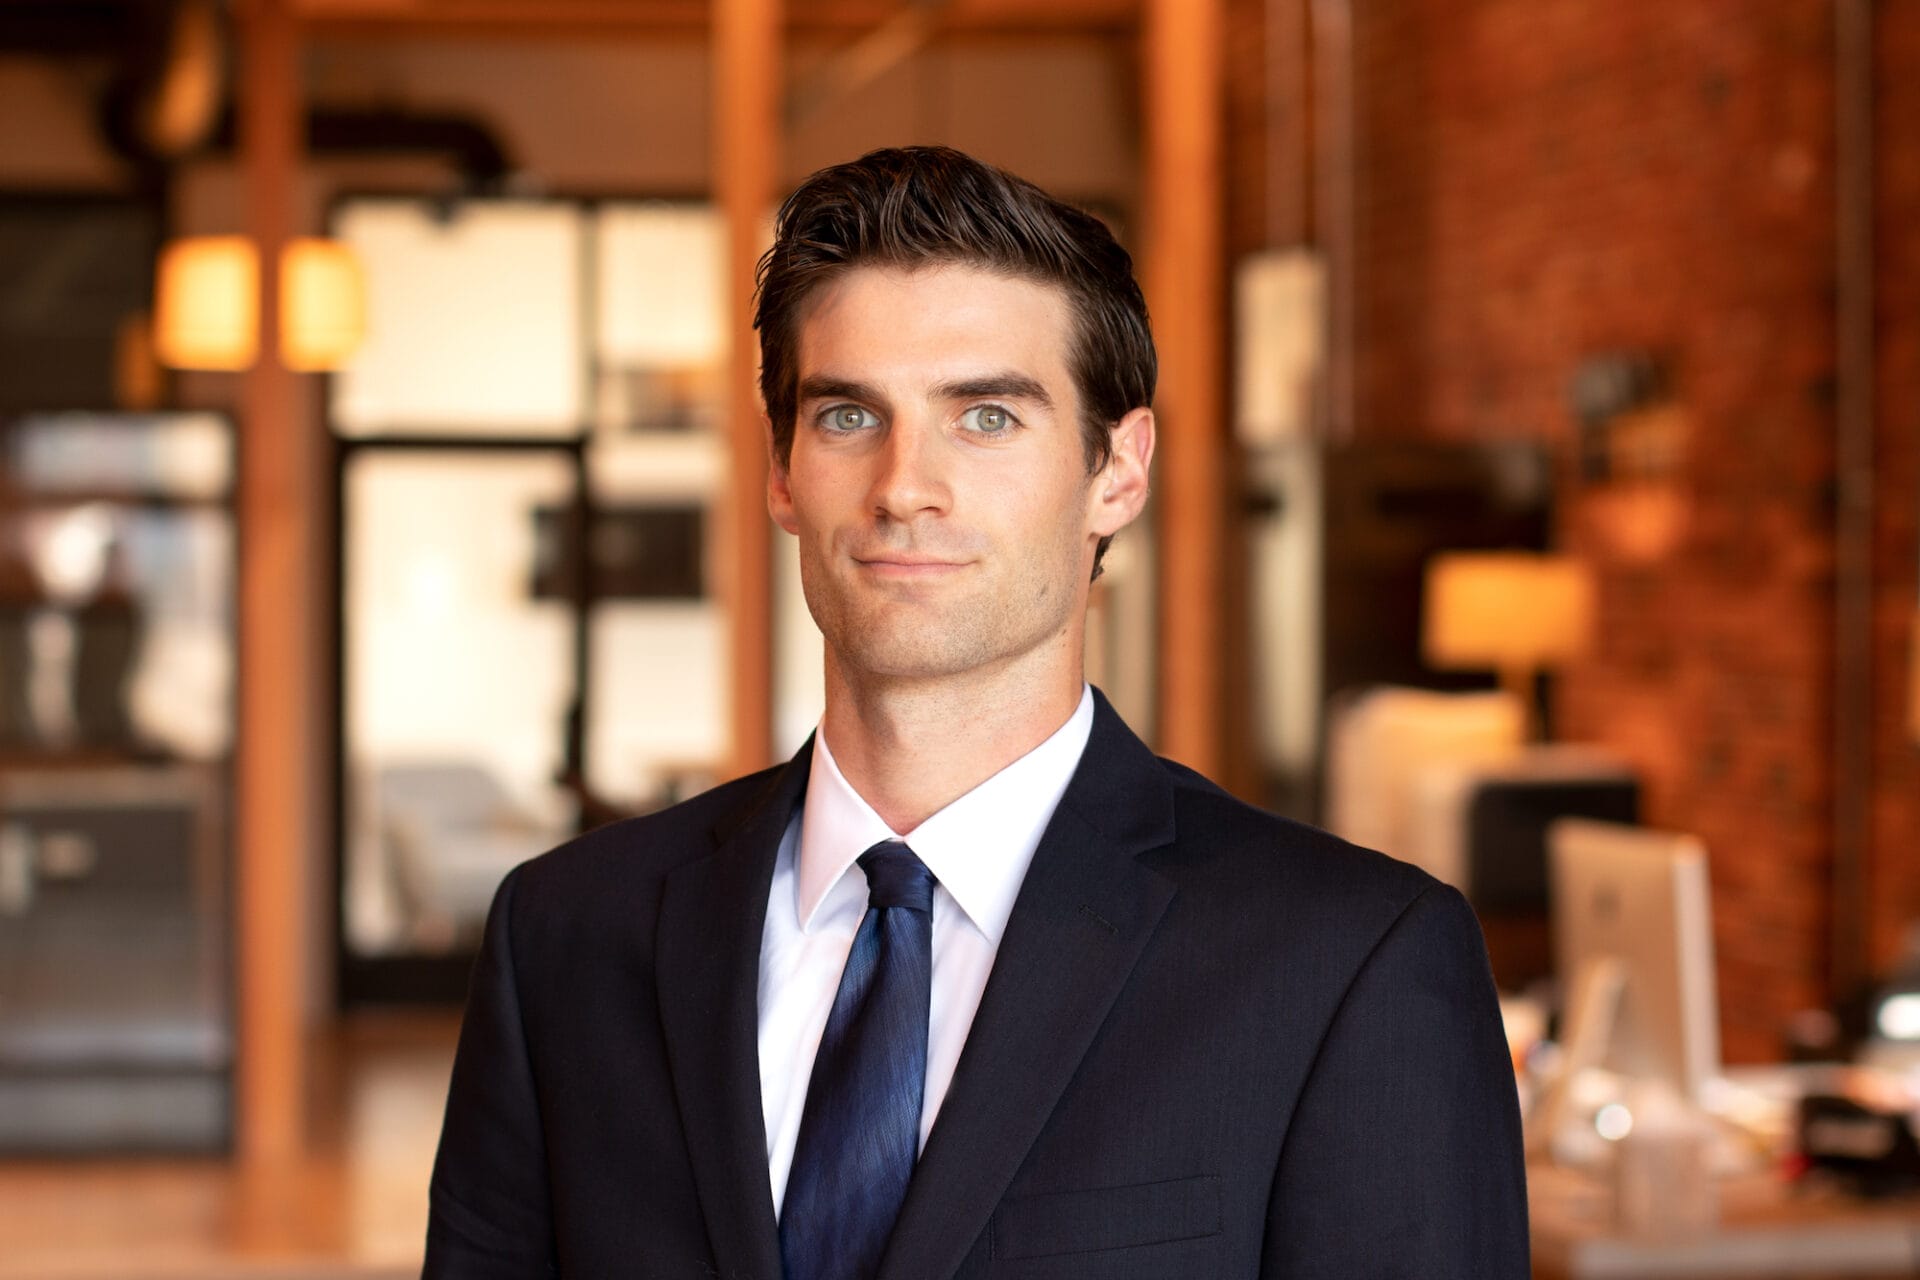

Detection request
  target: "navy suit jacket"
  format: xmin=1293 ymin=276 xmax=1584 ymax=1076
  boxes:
xmin=425 ymin=690 xmax=1529 ymax=1278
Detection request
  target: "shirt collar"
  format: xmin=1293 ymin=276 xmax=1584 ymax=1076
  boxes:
xmin=794 ymin=685 xmax=1095 ymax=943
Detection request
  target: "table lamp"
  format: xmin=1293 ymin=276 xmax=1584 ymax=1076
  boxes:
xmin=1422 ymin=552 xmax=1596 ymax=740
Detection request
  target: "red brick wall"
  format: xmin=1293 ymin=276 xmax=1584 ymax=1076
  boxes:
xmin=1347 ymin=1 xmax=1843 ymax=1063
xmin=1226 ymin=0 xmax=1312 ymax=254
xmin=1225 ymin=0 xmax=1920 ymax=1062
xmin=1221 ymin=0 xmax=1912 ymax=1059
xmin=1870 ymin=5 xmax=1920 ymax=980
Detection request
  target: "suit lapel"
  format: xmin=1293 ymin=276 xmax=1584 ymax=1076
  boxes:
xmin=877 ymin=693 xmax=1179 ymax=1280
xmin=655 ymin=741 xmax=811 ymax=1280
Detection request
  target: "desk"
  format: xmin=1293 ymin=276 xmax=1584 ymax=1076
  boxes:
xmin=1531 ymin=1163 xmax=1920 ymax=1279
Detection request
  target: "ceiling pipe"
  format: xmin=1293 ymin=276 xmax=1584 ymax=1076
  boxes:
xmin=0 ymin=1 xmax=140 ymax=54
xmin=76 ymin=1 xmax=516 ymax=190
xmin=208 ymin=107 xmax=517 ymax=191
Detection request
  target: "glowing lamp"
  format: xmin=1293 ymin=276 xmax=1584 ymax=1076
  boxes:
xmin=154 ymin=235 xmax=367 ymax=372
xmin=154 ymin=236 xmax=258 ymax=371
xmin=1423 ymin=552 xmax=1596 ymax=738
xmin=1878 ymin=992 xmax=1920 ymax=1042
xmin=280 ymin=238 xmax=368 ymax=371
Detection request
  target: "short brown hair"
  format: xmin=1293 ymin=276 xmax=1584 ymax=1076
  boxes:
xmin=754 ymin=147 xmax=1155 ymax=571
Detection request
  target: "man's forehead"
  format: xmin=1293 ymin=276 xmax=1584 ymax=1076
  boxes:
xmin=794 ymin=262 xmax=1076 ymax=381
xmin=805 ymin=260 xmax=1069 ymax=304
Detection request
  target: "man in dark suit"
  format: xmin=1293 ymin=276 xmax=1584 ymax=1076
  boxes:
xmin=426 ymin=146 xmax=1528 ymax=1279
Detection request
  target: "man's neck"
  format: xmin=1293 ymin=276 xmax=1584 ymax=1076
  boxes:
xmin=819 ymin=652 xmax=1086 ymax=835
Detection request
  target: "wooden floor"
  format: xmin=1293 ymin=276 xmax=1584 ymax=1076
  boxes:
xmin=0 ymin=1012 xmax=459 ymax=1280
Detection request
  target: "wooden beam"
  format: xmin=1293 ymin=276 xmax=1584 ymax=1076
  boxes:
xmin=235 ymin=0 xmax=314 ymax=1167
xmin=1146 ymin=0 xmax=1226 ymax=776
xmin=716 ymin=0 xmax=780 ymax=779
xmin=296 ymin=0 xmax=1137 ymax=38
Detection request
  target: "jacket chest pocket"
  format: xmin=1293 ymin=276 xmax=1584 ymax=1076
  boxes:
xmin=989 ymin=1174 xmax=1221 ymax=1262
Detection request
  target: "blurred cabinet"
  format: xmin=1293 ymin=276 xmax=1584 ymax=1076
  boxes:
xmin=0 ymin=765 xmax=230 ymax=1152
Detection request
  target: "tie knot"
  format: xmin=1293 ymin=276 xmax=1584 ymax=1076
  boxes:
xmin=857 ymin=841 xmax=935 ymax=912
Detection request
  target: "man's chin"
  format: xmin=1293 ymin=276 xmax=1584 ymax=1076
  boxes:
xmin=817 ymin=604 xmax=1004 ymax=680
xmin=830 ymin=635 xmax=982 ymax=683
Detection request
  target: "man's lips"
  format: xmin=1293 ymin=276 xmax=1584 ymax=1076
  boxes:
xmin=852 ymin=555 xmax=970 ymax=576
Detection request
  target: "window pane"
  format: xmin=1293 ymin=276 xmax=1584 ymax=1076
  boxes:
xmin=342 ymin=451 xmax=577 ymax=956
xmin=584 ymin=435 xmax=726 ymax=809
xmin=0 ymin=412 xmax=234 ymax=1151
xmin=586 ymin=604 xmax=726 ymax=808
xmin=592 ymin=202 xmax=725 ymax=435
xmin=773 ymin=530 xmax=823 ymax=758
xmin=333 ymin=201 xmax=585 ymax=437
xmin=2 ymin=413 xmax=233 ymax=758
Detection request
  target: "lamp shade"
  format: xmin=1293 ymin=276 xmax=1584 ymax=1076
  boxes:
xmin=153 ymin=235 xmax=366 ymax=372
xmin=280 ymin=237 xmax=367 ymax=372
xmin=1423 ymin=552 xmax=1596 ymax=671
xmin=153 ymin=235 xmax=259 ymax=371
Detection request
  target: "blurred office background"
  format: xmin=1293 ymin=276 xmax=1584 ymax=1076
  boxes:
xmin=0 ymin=0 xmax=1917 ymax=1276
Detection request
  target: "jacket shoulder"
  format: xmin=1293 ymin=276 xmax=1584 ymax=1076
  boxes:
xmin=509 ymin=762 xmax=789 ymax=905
xmin=1150 ymin=754 xmax=1440 ymax=931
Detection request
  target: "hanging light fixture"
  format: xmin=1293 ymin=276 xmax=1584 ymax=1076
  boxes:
xmin=153 ymin=235 xmax=367 ymax=372
xmin=153 ymin=236 xmax=258 ymax=371
xmin=280 ymin=238 xmax=367 ymax=372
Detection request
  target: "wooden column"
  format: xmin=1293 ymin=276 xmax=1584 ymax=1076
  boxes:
xmin=716 ymin=0 xmax=780 ymax=779
xmin=1312 ymin=0 xmax=1357 ymax=441
xmin=1146 ymin=0 xmax=1227 ymax=775
xmin=1831 ymin=0 xmax=1875 ymax=1005
xmin=235 ymin=0 xmax=312 ymax=1166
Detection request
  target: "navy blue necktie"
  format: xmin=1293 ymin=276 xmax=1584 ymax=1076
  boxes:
xmin=779 ymin=840 xmax=936 ymax=1280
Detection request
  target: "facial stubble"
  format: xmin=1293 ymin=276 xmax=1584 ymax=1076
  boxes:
xmin=798 ymin=498 xmax=1094 ymax=685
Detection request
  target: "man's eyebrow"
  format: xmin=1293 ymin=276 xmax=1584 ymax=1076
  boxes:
xmin=930 ymin=374 xmax=1055 ymax=410
xmin=796 ymin=375 xmax=885 ymax=405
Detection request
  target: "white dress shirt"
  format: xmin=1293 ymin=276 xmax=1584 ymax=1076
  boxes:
xmin=755 ymin=686 xmax=1095 ymax=1216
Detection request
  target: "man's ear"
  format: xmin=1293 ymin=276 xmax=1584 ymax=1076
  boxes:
xmin=766 ymin=418 xmax=801 ymax=535
xmin=1088 ymin=406 xmax=1155 ymax=538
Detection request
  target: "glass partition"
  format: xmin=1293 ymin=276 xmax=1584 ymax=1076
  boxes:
xmin=340 ymin=449 xmax=578 ymax=959
xmin=0 ymin=411 xmax=234 ymax=1151
xmin=331 ymin=195 xmax=738 ymax=1000
xmin=332 ymin=201 xmax=586 ymax=437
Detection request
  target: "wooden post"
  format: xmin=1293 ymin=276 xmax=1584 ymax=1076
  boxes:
xmin=235 ymin=0 xmax=312 ymax=1167
xmin=1831 ymin=0 xmax=1875 ymax=1007
xmin=1146 ymin=0 xmax=1226 ymax=776
xmin=716 ymin=0 xmax=780 ymax=779
xmin=1312 ymin=0 xmax=1356 ymax=441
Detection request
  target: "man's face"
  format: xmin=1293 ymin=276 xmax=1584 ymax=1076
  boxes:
xmin=768 ymin=263 xmax=1150 ymax=687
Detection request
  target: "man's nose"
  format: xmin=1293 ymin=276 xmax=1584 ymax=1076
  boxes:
xmin=868 ymin=420 xmax=950 ymax=522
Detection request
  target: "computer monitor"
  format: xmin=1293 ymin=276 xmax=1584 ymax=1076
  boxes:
xmin=1548 ymin=818 xmax=1721 ymax=1105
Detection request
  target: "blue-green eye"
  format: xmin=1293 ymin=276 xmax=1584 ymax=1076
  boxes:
xmin=823 ymin=405 xmax=878 ymax=432
xmin=963 ymin=405 xmax=1015 ymax=433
